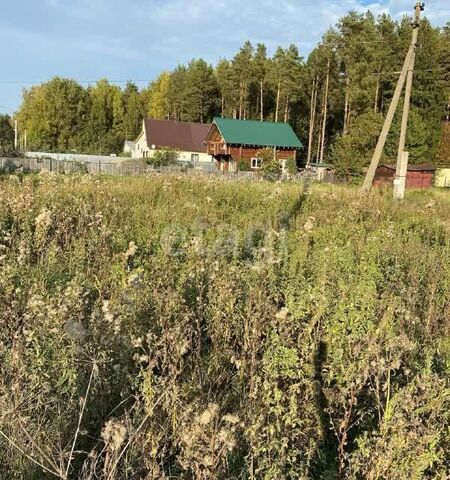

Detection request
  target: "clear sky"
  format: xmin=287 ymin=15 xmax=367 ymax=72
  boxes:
xmin=0 ymin=0 xmax=448 ymax=115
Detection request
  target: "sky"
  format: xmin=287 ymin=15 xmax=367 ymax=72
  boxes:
xmin=0 ymin=0 xmax=448 ymax=115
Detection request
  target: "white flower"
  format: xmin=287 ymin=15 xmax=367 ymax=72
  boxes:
xmin=102 ymin=300 xmax=114 ymax=323
xmin=35 ymin=208 xmax=52 ymax=231
xmin=198 ymin=403 xmax=219 ymax=425
xmin=276 ymin=307 xmax=290 ymax=320
xmin=125 ymin=241 xmax=137 ymax=259
xmin=101 ymin=420 xmax=127 ymax=452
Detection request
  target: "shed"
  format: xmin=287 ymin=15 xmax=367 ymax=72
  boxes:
xmin=435 ymin=168 xmax=450 ymax=188
xmin=205 ymin=118 xmax=303 ymax=172
xmin=309 ymin=162 xmax=334 ymax=181
xmin=373 ymin=164 xmax=437 ymax=189
xmin=123 ymin=140 xmax=136 ymax=155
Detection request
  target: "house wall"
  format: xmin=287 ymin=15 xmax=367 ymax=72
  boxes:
xmin=228 ymin=146 xmax=296 ymax=161
xmin=132 ymin=131 xmax=148 ymax=159
xmin=216 ymin=146 xmax=296 ymax=172
xmin=144 ymin=149 xmax=213 ymax=164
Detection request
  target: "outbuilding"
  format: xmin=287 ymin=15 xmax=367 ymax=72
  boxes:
xmin=123 ymin=140 xmax=136 ymax=156
xmin=205 ymin=118 xmax=303 ymax=172
xmin=373 ymin=164 xmax=437 ymax=189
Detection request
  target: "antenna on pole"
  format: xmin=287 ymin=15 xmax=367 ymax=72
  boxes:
xmin=361 ymin=2 xmax=424 ymax=195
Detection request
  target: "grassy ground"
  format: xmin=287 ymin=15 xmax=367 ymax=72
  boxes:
xmin=0 ymin=173 xmax=449 ymax=479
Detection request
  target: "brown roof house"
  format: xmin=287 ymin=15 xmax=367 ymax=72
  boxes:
xmin=132 ymin=119 xmax=213 ymax=165
xmin=373 ymin=164 xmax=437 ymax=189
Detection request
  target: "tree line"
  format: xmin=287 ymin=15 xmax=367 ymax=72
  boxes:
xmin=4 ymin=11 xmax=450 ymax=174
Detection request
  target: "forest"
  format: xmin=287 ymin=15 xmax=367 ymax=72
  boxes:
xmin=3 ymin=11 xmax=450 ymax=176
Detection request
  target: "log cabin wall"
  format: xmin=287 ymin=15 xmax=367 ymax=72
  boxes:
xmin=228 ymin=146 xmax=296 ymax=161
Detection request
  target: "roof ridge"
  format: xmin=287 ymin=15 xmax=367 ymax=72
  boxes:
xmin=146 ymin=118 xmax=211 ymax=127
xmin=214 ymin=117 xmax=294 ymax=126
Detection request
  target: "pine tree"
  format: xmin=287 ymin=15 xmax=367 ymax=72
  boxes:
xmin=281 ymin=44 xmax=305 ymax=123
xmin=168 ymin=66 xmax=188 ymax=121
xmin=253 ymin=43 xmax=268 ymax=121
xmin=231 ymin=41 xmax=254 ymax=119
xmin=267 ymin=47 xmax=286 ymax=122
xmin=184 ymin=59 xmax=219 ymax=123
xmin=216 ymin=59 xmax=235 ymax=118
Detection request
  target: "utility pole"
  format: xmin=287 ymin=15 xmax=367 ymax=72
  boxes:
xmin=306 ymin=77 xmax=318 ymax=167
xmin=394 ymin=1 xmax=424 ymax=199
xmin=14 ymin=119 xmax=18 ymax=149
xmin=361 ymin=2 xmax=424 ymax=194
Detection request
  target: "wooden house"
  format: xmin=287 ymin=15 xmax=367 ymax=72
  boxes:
xmin=373 ymin=164 xmax=437 ymax=189
xmin=205 ymin=118 xmax=303 ymax=172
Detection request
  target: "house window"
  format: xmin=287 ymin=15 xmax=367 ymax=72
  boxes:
xmin=251 ymin=157 xmax=262 ymax=169
xmin=191 ymin=153 xmax=199 ymax=163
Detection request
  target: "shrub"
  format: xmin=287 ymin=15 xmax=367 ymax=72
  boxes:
xmin=238 ymin=159 xmax=252 ymax=171
xmin=146 ymin=147 xmax=180 ymax=168
xmin=284 ymin=157 xmax=298 ymax=174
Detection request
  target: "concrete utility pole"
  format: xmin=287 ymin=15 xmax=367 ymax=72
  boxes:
xmin=14 ymin=119 xmax=18 ymax=149
xmin=361 ymin=2 xmax=424 ymax=194
xmin=394 ymin=151 xmax=409 ymax=199
xmin=306 ymin=77 xmax=318 ymax=167
xmin=394 ymin=1 xmax=424 ymax=199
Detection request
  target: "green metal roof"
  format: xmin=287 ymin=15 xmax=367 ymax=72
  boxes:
xmin=213 ymin=117 xmax=303 ymax=149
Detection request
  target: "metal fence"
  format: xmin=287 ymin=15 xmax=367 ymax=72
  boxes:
xmin=25 ymin=151 xmax=131 ymax=164
xmin=0 ymin=156 xmax=326 ymax=183
xmin=1 ymin=157 xmax=153 ymax=176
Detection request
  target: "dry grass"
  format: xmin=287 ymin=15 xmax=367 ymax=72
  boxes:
xmin=0 ymin=172 xmax=448 ymax=479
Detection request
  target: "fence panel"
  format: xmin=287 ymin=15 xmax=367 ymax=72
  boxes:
xmin=2 ymin=157 xmax=338 ymax=185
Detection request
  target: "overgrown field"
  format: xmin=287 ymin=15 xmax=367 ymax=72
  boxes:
xmin=0 ymin=173 xmax=449 ymax=480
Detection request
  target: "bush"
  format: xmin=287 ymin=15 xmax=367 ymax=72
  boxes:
xmin=146 ymin=147 xmax=180 ymax=168
xmin=0 ymin=158 xmax=19 ymax=174
xmin=238 ymin=159 xmax=252 ymax=171
xmin=253 ymin=147 xmax=280 ymax=175
xmin=0 ymin=146 xmax=22 ymax=158
xmin=284 ymin=157 xmax=298 ymax=174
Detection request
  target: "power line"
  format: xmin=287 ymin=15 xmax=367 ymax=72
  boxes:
xmin=0 ymin=79 xmax=153 ymax=85
xmin=0 ymin=104 xmax=14 ymax=113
